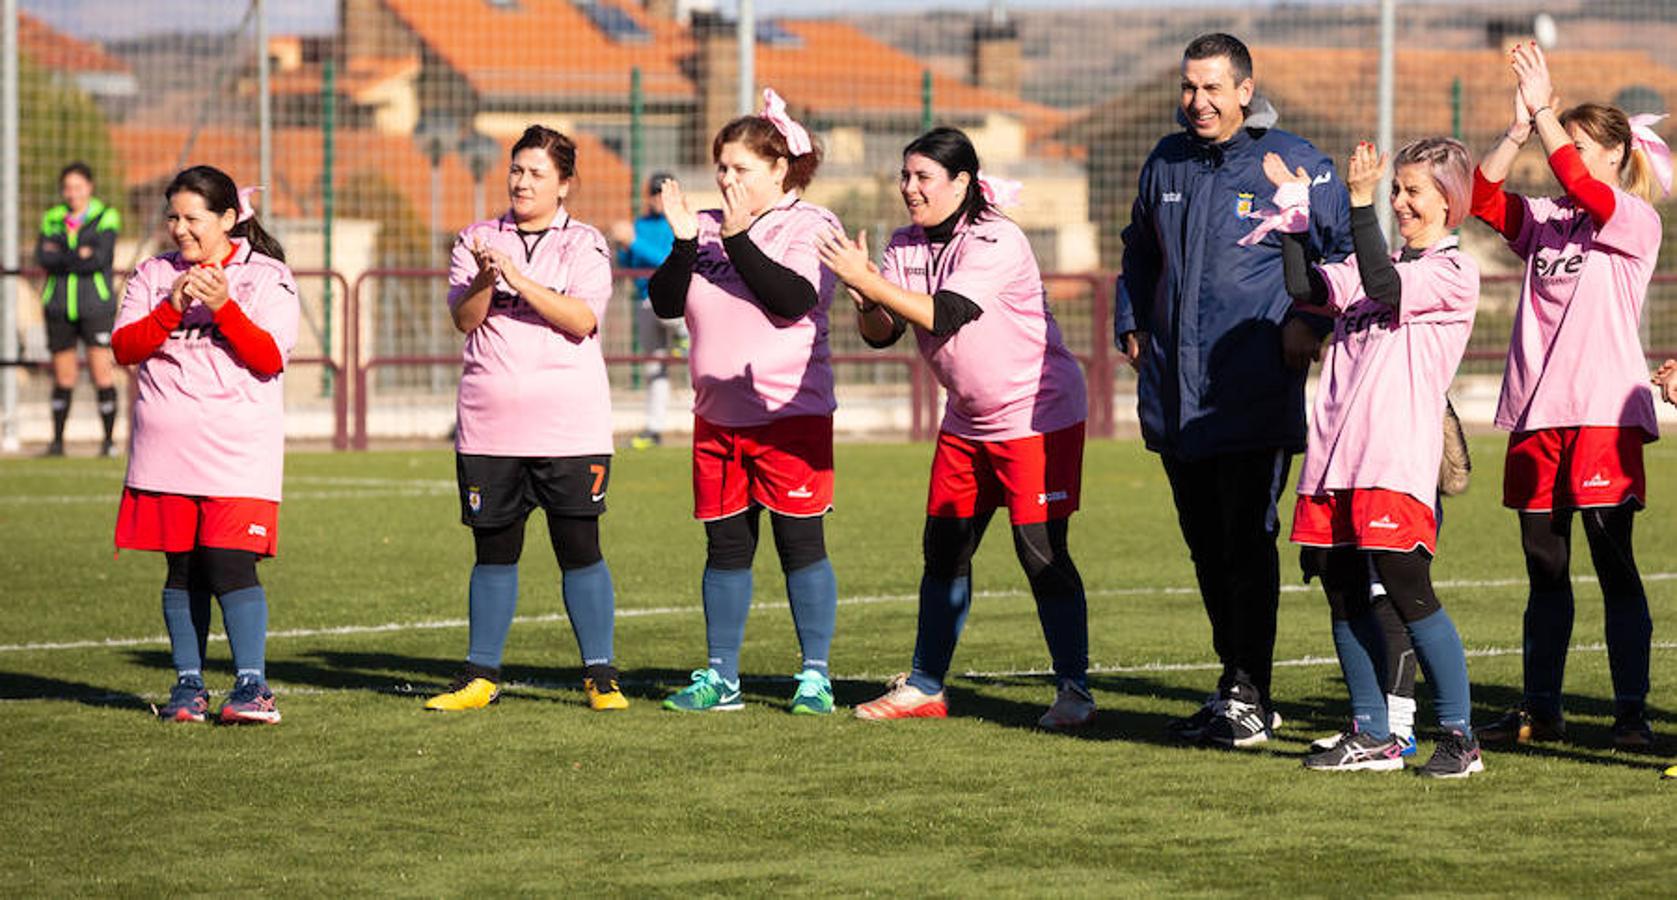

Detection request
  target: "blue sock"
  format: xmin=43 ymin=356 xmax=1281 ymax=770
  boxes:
xmin=1030 ymin=579 xmax=1088 ymax=692
xmin=785 ymin=558 xmax=837 ymax=676
xmin=466 ymin=564 xmax=519 ymax=671
xmin=218 ymin=586 xmax=269 ymax=683
xmin=1522 ymin=587 xmax=1572 ymax=718
xmin=1334 ymin=617 xmax=1390 ymax=739
xmin=909 ymin=575 xmax=971 ymax=695
xmin=561 ymin=561 xmax=615 ymax=667
xmin=161 ymin=588 xmax=204 ymax=681
xmin=702 ymin=567 xmax=752 ymax=684
xmin=1408 ymin=609 xmax=1473 ymax=737
xmin=1603 ymin=590 xmax=1652 ymax=709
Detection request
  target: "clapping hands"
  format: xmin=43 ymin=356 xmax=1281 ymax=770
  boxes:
xmin=660 ymin=179 xmax=699 ymax=240
xmin=169 ymin=264 xmax=231 ymax=313
xmin=815 ymin=228 xmax=875 ymax=288
xmin=1510 ymin=41 xmax=1556 ymax=118
xmin=1261 ymin=152 xmax=1309 ymax=189
xmin=1653 ymin=359 xmax=1677 ymax=407
xmin=1344 ymin=141 xmax=1389 ymax=207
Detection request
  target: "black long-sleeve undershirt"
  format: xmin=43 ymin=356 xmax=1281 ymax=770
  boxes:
xmin=647 ymin=237 xmax=696 ymax=318
xmin=722 ymin=231 xmax=819 ymax=319
xmin=930 ymin=289 xmax=983 ymax=336
xmin=1349 ymin=205 xmax=1401 ymax=308
xmin=861 ymin=308 xmax=908 ymax=348
xmin=1280 ymin=233 xmax=1329 ymax=306
xmin=1281 ymin=205 xmax=1408 ymax=310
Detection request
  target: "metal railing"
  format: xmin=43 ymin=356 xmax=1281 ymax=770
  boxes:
xmin=16 ymin=265 xmax=1676 ymax=451
xmin=1 ymin=265 xmax=351 ymax=449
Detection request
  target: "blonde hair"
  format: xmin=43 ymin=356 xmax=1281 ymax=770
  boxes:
xmin=1559 ymin=103 xmax=1661 ymax=204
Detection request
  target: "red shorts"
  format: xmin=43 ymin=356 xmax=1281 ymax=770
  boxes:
xmin=1291 ymin=488 xmax=1437 ymax=555
xmin=114 ymin=489 xmax=280 ymax=556
xmin=927 ymin=423 xmax=1085 ymax=525
xmin=692 ymin=415 xmax=834 ymax=520
xmin=1503 ymin=427 xmax=1647 ymax=513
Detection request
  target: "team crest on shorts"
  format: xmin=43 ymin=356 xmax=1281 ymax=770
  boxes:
xmin=467 ymin=486 xmax=482 ymax=515
xmin=1235 ymin=192 xmax=1255 ymax=218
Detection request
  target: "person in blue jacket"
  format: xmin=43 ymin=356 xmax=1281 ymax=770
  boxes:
xmin=612 ymin=172 xmax=683 ymax=449
xmin=1116 ymin=32 xmax=1352 ymax=749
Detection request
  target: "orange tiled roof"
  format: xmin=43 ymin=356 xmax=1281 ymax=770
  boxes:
xmin=380 ymin=0 xmax=695 ymax=101
xmin=111 ymin=125 xmax=634 ymax=234
xmin=269 ymin=55 xmax=422 ymax=100
xmin=761 ymin=20 xmax=1067 ymax=132
xmin=1256 ymin=47 xmax=1677 ymax=142
xmin=19 ymin=11 xmax=132 ymax=75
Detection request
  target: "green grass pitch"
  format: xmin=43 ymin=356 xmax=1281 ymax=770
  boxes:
xmin=1 ymin=437 xmax=1672 ymax=895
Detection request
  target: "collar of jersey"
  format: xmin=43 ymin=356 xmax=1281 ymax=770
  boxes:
xmin=1395 ymin=234 xmax=1459 ymax=261
xmin=499 ymin=209 xmax=570 ymax=233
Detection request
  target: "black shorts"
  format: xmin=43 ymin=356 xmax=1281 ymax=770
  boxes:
xmin=45 ymin=303 xmax=115 ymax=353
xmin=456 ymin=453 xmax=611 ymax=528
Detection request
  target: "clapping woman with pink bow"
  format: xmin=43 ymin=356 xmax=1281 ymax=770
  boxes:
xmin=649 ymin=89 xmax=847 ymax=715
xmin=818 ymin=127 xmax=1093 ymax=729
xmin=1470 ymin=41 xmax=1670 ymax=751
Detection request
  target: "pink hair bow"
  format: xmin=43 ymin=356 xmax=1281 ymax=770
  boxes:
xmin=1236 ymin=180 xmax=1310 ymax=247
xmin=1629 ymin=113 xmax=1673 ymax=199
xmin=759 ymin=88 xmax=812 ymax=156
xmin=237 ymin=185 xmax=265 ymax=224
xmin=978 ymin=172 xmax=1023 ymax=209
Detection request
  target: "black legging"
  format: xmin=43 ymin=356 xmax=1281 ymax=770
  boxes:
xmin=703 ymin=507 xmax=827 ymax=572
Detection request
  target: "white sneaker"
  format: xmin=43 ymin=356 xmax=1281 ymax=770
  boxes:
xmin=1037 ymin=681 xmax=1096 ymax=731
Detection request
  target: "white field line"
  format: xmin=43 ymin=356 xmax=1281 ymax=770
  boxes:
xmin=6 ymin=571 xmax=1677 ymax=655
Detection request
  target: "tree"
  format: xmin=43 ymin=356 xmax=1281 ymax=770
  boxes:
xmin=18 ymin=55 xmax=124 ymax=239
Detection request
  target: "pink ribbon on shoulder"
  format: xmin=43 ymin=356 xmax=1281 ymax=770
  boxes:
xmin=759 ymin=88 xmax=812 ymax=156
xmin=237 ymin=185 xmax=265 ymax=224
xmin=1629 ymin=113 xmax=1673 ymax=199
xmin=1235 ymin=180 xmax=1310 ymax=248
xmin=977 ymin=172 xmax=1023 ymax=209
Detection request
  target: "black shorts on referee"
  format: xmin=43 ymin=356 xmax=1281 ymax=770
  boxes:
xmin=45 ymin=305 xmax=115 ymax=353
xmin=456 ymin=454 xmax=611 ymax=529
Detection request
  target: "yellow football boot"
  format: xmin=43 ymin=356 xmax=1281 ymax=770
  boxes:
xmin=585 ymin=665 xmax=629 ymax=711
xmin=424 ymin=668 xmax=500 ymax=711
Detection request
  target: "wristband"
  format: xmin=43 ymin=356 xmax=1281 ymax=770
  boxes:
xmin=1533 ymin=105 xmax=1553 ymax=120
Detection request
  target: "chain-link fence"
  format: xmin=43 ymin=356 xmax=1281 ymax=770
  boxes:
xmin=5 ymin=0 xmax=1674 ymax=448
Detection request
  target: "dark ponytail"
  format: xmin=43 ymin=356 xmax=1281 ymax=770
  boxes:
xmin=903 ymin=127 xmax=990 ymax=225
xmin=165 ymin=165 xmax=286 ymax=262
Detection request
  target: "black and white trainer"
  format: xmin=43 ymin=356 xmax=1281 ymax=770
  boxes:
xmin=1166 ymin=694 xmax=1222 ymax=743
xmin=1303 ymin=730 xmax=1405 ymax=772
xmin=1419 ymin=731 xmax=1485 ymax=779
xmin=1201 ymin=683 xmax=1272 ymax=748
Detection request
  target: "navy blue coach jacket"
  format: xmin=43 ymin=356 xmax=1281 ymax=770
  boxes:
xmin=1116 ymin=98 xmax=1351 ymax=462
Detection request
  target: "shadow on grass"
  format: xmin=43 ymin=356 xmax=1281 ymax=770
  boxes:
xmin=0 ymin=670 xmax=149 ymax=711
xmin=124 ymin=647 xmax=890 ymax=712
xmin=1465 ymin=681 xmax=1672 ymax=771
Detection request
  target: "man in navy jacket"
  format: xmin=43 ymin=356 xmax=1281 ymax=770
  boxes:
xmin=1116 ymin=33 xmax=1351 ymax=748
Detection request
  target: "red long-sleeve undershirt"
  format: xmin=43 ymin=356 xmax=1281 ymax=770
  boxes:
xmin=110 ymin=299 xmax=284 ymax=377
xmin=1472 ymin=143 xmax=1617 ymax=241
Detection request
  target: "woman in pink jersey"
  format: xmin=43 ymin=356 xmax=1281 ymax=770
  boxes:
xmin=110 ymin=165 xmax=298 ymax=725
xmin=1266 ymin=138 xmax=1484 ymax=777
xmin=1471 ymin=43 xmax=1666 ymax=751
xmin=818 ymin=127 xmax=1094 ymax=730
xmin=649 ymin=90 xmax=842 ymax=714
xmin=422 ymin=126 xmax=627 ymax=714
